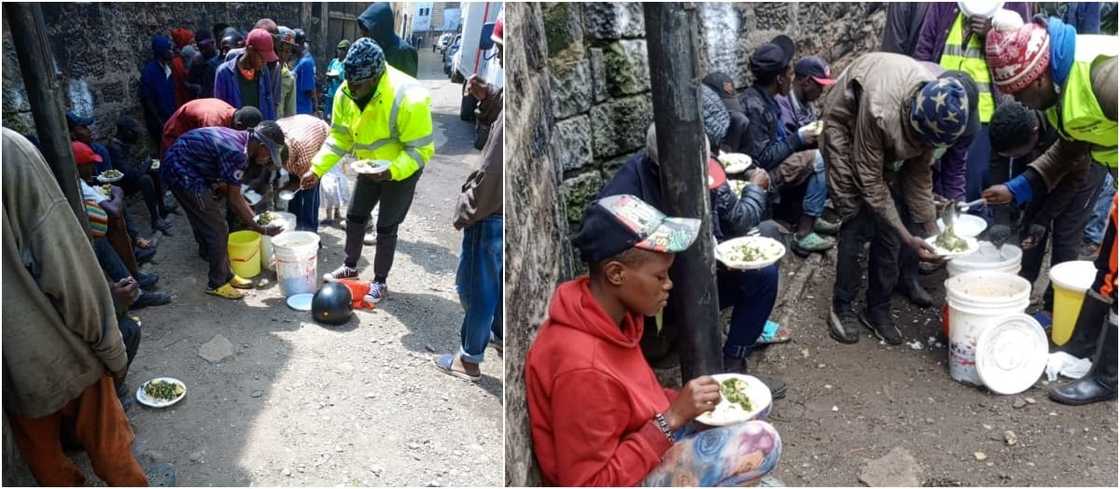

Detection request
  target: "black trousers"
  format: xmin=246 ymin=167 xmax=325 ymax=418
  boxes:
xmin=344 ymin=171 xmax=422 ymax=283
xmin=1020 ymin=167 xmax=1100 ymax=310
xmin=172 ymin=187 xmax=233 ymax=289
xmin=833 ymin=204 xmax=902 ymax=315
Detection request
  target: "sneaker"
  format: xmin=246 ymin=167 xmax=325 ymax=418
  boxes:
xmin=363 ymin=232 xmax=377 ymax=246
xmin=132 ymin=291 xmax=172 ymax=309
xmin=814 ymin=218 xmax=841 ymax=235
xmin=859 ymin=309 xmax=903 ymax=345
xmin=323 ymin=264 xmax=359 ymax=282
xmin=206 ymin=283 xmax=245 ymax=300
xmin=365 ymin=281 xmax=388 ymax=304
xmin=229 ymin=275 xmax=254 ymax=289
xmin=135 ymin=271 xmax=160 ymax=289
xmin=829 ymin=308 xmax=860 ymax=344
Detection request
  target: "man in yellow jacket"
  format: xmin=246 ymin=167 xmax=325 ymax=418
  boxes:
xmin=300 ymin=38 xmax=434 ymax=304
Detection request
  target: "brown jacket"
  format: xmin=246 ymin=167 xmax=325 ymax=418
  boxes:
xmin=820 ymin=53 xmax=937 ymax=229
xmin=2 ymin=128 xmax=126 ymax=418
xmin=454 ymin=89 xmax=503 ymax=229
xmin=1028 ymin=55 xmax=1118 ymax=190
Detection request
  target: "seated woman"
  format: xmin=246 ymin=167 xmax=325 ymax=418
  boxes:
xmin=599 ymin=123 xmax=787 ymax=397
xmin=526 ymin=195 xmax=781 ymax=487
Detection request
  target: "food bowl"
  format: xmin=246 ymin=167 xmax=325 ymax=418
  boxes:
xmin=695 ymin=373 xmax=773 ymax=426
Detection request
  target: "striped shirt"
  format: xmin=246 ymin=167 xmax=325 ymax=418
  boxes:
xmin=276 ymin=114 xmax=330 ymax=176
xmin=161 ymin=127 xmax=250 ymax=194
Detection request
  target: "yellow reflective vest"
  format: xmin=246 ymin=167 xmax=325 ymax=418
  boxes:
xmin=1045 ymin=35 xmax=1118 ymax=168
xmin=940 ymin=12 xmax=995 ymax=123
xmin=311 ymin=65 xmax=434 ymax=181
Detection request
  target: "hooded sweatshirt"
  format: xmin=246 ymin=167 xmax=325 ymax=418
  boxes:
xmin=358 ymin=3 xmax=419 ymax=77
xmin=525 ymin=277 xmax=678 ymax=487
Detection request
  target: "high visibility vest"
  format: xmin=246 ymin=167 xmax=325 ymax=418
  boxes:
xmin=1045 ymin=35 xmax=1119 ymax=168
xmin=940 ymin=13 xmax=995 ymax=123
xmin=311 ymin=65 xmax=435 ymax=181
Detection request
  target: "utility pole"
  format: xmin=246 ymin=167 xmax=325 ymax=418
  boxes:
xmin=5 ymin=2 xmax=87 ymax=227
xmin=644 ymin=2 xmax=723 ymax=382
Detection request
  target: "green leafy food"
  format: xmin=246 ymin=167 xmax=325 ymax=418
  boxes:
xmin=144 ymin=380 xmax=184 ymax=401
xmin=935 ymin=223 xmax=968 ymax=252
xmin=101 ymin=169 xmax=123 ymax=179
xmin=256 ymin=211 xmax=275 ymax=225
xmin=725 ymin=241 xmax=779 ymax=263
xmin=720 ymin=378 xmax=753 ymax=413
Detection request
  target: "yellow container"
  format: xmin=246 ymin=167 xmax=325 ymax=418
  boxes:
xmin=228 ymin=230 xmax=262 ymax=279
xmin=1049 ymin=261 xmax=1096 ymax=345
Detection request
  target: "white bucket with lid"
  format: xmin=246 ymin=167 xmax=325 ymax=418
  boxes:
xmin=272 ymin=231 xmax=320 ymax=297
xmin=945 ymin=271 xmax=1032 ymax=386
xmin=947 ymin=241 xmax=1022 ymax=277
xmin=260 ymin=211 xmax=297 ymax=271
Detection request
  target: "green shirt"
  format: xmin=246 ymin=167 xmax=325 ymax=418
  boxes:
xmin=237 ymin=68 xmax=260 ymax=111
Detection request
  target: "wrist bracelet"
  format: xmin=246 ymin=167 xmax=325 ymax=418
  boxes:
xmin=653 ymin=412 xmax=675 ymax=443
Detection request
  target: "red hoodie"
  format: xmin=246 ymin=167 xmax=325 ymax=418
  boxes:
xmin=526 ymin=277 xmax=679 ymax=486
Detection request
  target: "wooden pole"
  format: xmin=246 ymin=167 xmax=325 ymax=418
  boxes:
xmin=644 ymin=2 xmax=723 ymax=382
xmin=4 ymin=2 xmax=87 ymax=227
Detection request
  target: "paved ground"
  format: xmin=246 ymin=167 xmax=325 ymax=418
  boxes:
xmin=742 ymin=246 xmax=1118 ymax=487
xmin=7 ymin=50 xmax=502 ymax=486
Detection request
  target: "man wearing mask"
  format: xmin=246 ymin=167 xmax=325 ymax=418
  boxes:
xmin=301 ymin=38 xmax=434 ymax=305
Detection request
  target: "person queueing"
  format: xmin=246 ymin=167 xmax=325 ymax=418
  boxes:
xmin=161 ymin=98 xmax=263 ymax=158
xmin=301 ymin=38 xmax=434 ymax=305
xmin=525 ymin=195 xmax=782 ymax=486
xmin=292 ymin=29 xmax=318 ymax=116
xmin=276 ymin=114 xmax=330 ymax=232
xmin=357 ymin=3 xmax=418 ymax=77
xmin=161 ymin=122 xmax=286 ymax=299
xmin=822 ymin=53 xmax=979 ymax=345
xmin=980 ymin=17 xmax=1117 ymax=404
xmin=140 ymin=34 xmax=179 ymax=152
xmin=3 ymin=129 xmax=149 ymax=486
xmin=213 ymin=28 xmax=279 ymax=121
xmin=325 ymin=40 xmax=351 ymax=121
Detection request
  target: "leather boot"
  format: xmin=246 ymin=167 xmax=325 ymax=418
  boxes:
xmin=1057 ymin=291 xmax=1110 ymax=359
xmin=1050 ymin=311 xmax=1117 ymax=406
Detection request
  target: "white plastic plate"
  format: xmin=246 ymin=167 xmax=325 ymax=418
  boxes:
xmin=695 ymin=374 xmax=773 ymax=427
xmin=136 ymin=377 xmax=187 ymax=408
xmin=716 ymin=236 xmax=786 ymax=270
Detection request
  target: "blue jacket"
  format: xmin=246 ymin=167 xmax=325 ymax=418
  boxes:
xmin=213 ymin=55 xmax=277 ymax=121
xmin=140 ymin=60 xmax=176 ymax=121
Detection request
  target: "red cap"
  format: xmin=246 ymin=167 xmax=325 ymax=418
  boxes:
xmin=246 ymin=28 xmax=279 ymax=63
xmin=71 ymin=141 xmax=102 ymax=166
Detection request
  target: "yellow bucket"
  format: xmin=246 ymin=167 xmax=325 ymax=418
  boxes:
xmin=228 ymin=230 xmax=262 ymax=279
xmin=1049 ymin=261 xmax=1096 ymax=345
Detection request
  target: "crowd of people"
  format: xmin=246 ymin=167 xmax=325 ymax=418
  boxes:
xmin=523 ymin=2 xmax=1116 ymax=486
xmin=3 ymin=2 xmax=505 ymax=485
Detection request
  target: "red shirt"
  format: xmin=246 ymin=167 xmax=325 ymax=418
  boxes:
xmin=160 ymin=98 xmax=236 ymax=158
xmin=525 ymin=277 xmax=678 ymax=486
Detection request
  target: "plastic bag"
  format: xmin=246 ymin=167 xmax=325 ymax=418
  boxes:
xmin=1044 ymin=351 xmax=1091 ymax=382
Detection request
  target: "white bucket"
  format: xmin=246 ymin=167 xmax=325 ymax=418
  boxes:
xmin=272 ymin=231 xmax=320 ymax=297
xmin=945 ymin=271 xmax=1032 ymax=385
xmin=947 ymin=241 xmax=1022 ymax=277
xmin=260 ymin=212 xmax=297 ymax=271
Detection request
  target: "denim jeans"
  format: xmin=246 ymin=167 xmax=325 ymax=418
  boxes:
xmin=288 ymin=185 xmax=321 ymax=232
xmin=717 ymin=264 xmax=780 ymax=359
xmin=93 ymin=237 xmax=131 ymax=282
xmin=802 ymin=150 xmax=827 ymax=218
xmin=456 ymin=215 xmax=503 ymax=363
xmin=1085 ymin=171 xmax=1115 ymax=245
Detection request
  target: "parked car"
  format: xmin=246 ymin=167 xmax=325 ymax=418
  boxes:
xmin=438 ymin=32 xmax=453 ymax=52
xmin=443 ymin=34 xmax=461 ymax=76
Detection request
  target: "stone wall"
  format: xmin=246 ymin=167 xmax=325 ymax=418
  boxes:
xmin=2 ymin=2 xmax=316 ymax=147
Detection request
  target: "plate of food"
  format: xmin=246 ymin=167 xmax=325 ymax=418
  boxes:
xmin=99 ymin=184 xmax=113 ymax=196
xmin=97 ymin=169 xmax=124 ymax=183
xmin=716 ymin=236 xmax=786 ymax=270
xmin=350 ymin=160 xmax=390 ymax=175
xmin=936 ymin=214 xmax=987 ymax=238
xmin=696 ymin=373 xmax=773 ymax=426
xmin=926 ymin=229 xmax=980 ymax=257
xmin=717 ymin=153 xmax=753 ymax=174
xmin=136 ymin=377 xmax=187 ymax=408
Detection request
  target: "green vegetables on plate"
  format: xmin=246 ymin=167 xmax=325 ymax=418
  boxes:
xmin=720 ymin=378 xmax=753 ymax=413
xmin=144 ymin=380 xmax=185 ymax=401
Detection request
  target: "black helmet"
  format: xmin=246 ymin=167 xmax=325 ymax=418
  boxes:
xmin=312 ymin=282 xmax=352 ymax=325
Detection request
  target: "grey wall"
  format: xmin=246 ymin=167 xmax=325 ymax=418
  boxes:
xmin=2 ymin=2 xmax=318 ymax=149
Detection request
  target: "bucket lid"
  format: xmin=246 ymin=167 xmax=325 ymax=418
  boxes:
xmin=1049 ymin=260 xmax=1096 ymax=293
xmin=286 ymin=293 xmax=314 ymax=311
xmin=975 ymin=313 xmax=1048 ymax=395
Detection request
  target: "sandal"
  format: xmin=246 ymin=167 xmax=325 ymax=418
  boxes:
xmin=134 ymin=237 xmax=155 ymax=250
xmin=206 ymin=283 xmax=245 ymax=300
xmin=794 ymin=232 xmax=835 ymax=253
xmin=434 ymin=353 xmax=481 ymax=382
xmin=755 ymin=320 xmax=791 ymax=345
xmin=229 ymin=275 xmax=254 ymax=289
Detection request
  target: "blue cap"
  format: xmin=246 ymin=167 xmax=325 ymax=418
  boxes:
xmin=66 ymin=111 xmax=94 ymax=128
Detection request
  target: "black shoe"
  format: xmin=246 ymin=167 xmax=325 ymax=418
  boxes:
xmin=859 ymin=309 xmax=903 ymax=345
xmin=135 ymin=246 xmax=157 ymax=265
xmin=132 ymin=291 xmax=172 ymax=309
xmin=135 ymin=271 xmax=159 ymax=289
xmin=723 ymin=355 xmax=747 ymax=374
xmin=829 ymin=308 xmax=860 ymax=344
xmin=1049 ymin=377 xmax=1117 ymax=405
xmin=754 ymin=374 xmax=787 ymax=400
xmin=898 ymin=277 xmax=933 ymax=308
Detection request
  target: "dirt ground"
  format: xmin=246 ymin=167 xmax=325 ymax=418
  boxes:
xmin=743 ymin=247 xmax=1118 ymax=487
xmin=6 ymin=50 xmax=502 ymax=486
